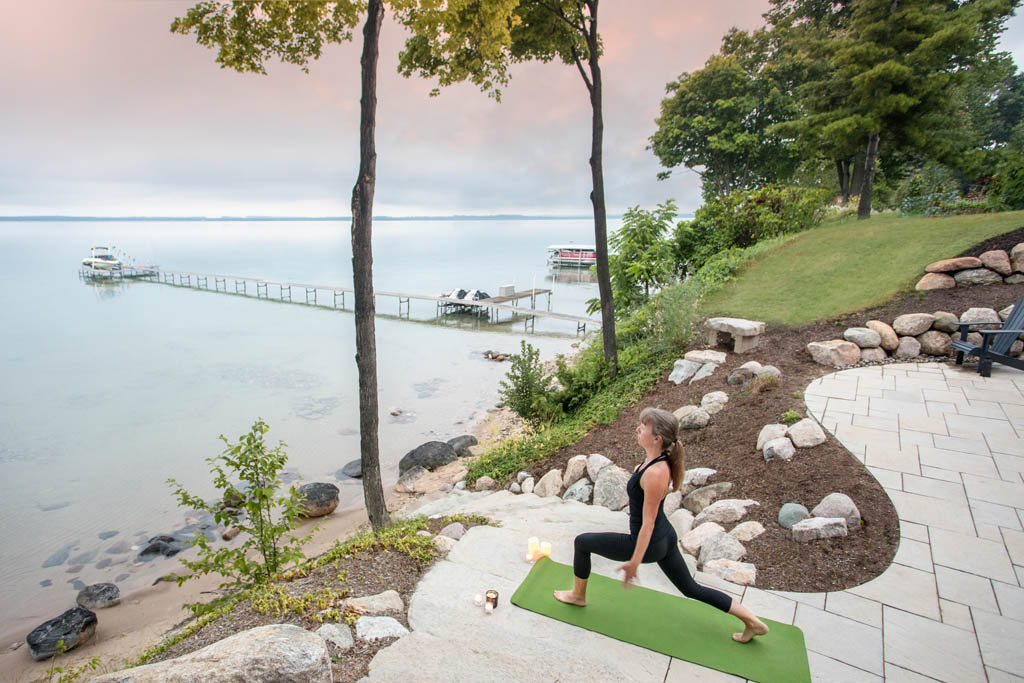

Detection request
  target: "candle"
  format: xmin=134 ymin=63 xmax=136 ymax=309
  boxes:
xmin=539 ymin=541 xmax=552 ymax=557
xmin=527 ymin=536 xmax=540 ymax=555
xmin=485 ymin=589 xmax=499 ymax=610
xmin=474 ymin=594 xmax=483 ymax=606
xmin=484 ymin=602 xmax=494 ymax=614
xmin=525 ymin=551 xmax=535 ymax=562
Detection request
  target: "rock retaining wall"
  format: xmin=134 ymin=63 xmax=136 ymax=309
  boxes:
xmin=915 ymin=244 xmax=1024 ymax=290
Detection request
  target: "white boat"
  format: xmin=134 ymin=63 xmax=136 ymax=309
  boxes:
xmin=547 ymin=244 xmax=597 ymax=267
xmin=81 ymin=245 xmax=123 ymax=271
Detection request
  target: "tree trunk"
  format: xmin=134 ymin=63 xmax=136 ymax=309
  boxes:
xmin=584 ymin=1 xmax=618 ymax=375
xmin=351 ymin=0 xmax=389 ymax=531
xmin=835 ymin=158 xmax=848 ymax=205
xmin=851 ymin=152 xmax=865 ymax=199
xmin=858 ymin=133 xmax=880 ymax=220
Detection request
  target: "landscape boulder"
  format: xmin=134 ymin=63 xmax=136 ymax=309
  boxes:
xmin=955 ymin=268 xmax=1003 ymax=286
xmin=339 ymin=459 xmax=362 ymax=479
xmin=533 ymin=470 xmax=563 ymax=498
xmin=683 ymin=482 xmax=733 ymax=514
xmin=698 ymin=532 xmax=746 ymax=567
xmin=1000 ymin=304 xmax=1015 ymax=321
xmin=690 ymin=362 xmax=719 ymax=384
xmin=756 ymin=424 xmax=789 ymax=451
xmin=344 ymin=590 xmax=404 ymax=614
xmin=26 ymin=607 xmax=97 ymax=661
xmin=593 ymin=466 xmax=630 ymax=511
xmin=438 ymin=523 xmax=466 ymax=541
xmin=786 ymin=419 xmax=826 ymax=448
xmin=399 ymin=441 xmax=457 ymax=475
xmin=925 ymin=256 xmax=983 ymax=272
xmin=807 ymin=340 xmax=861 ymax=367
xmin=693 ymin=499 xmax=759 ymax=527
xmin=1012 ymin=243 xmax=1024 ymax=272
xmin=763 ymin=437 xmax=796 ymax=462
xmin=673 ymin=405 xmax=700 ymax=421
xmin=298 ymin=483 xmax=339 ymax=518
xmin=394 ymin=466 xmax=428 ymax=493
xmin=843 ymin=327 xmax=881 ymax=348
xmin=586 ymin=453 xmax=613 ymax=482
xmin=932 ymin=311 xmax=959 ymax=334
xmin=792 ymin=517 xmax=848 ymax=542
xmin=729 ymin=521 xmax=766 ymax=542
xmin=860 ymin=348 xmax=887 ymax=363
xmin=684 ymin=349 xmax=728 ymax=365
xmin=668 ymin=359 xmax=703 ymax=385
xmin=76 ymin=583 xmax=119 ymax=610
xmin=562 ymin=478 xmax=593 ymax=504
xmin=702 ymin=559 xmax=757 ymax=586
xmin=663 ymin=490 xmax=683 ymax=516
xmin=980 ymin=250 xmax=1012 ymax=276
xmin=681 ymin=522 xmax=726 ymax=555
xmin=668 ymin=508 xmax=695 ymax=539
xmin=917 ymin=330 xmax=952 ymax=356
xmin=521 ymin=477 xmax=535 ymax=494
xmin=355 ymin=616 xmax=410 ymax=642
xmin=316 ymin=623 xmax=353 ymax=653
xmin=727 ymin=367 xmax=755 ymax=385
xmin=892 ymin=313 xmax=935 ymax=336
xmin=446 ymin=435 xmax=478 ymax=458
xmin=471 ymin=476 xmax=494 ymax=492
xmin=679 ymin=407 xmax=711 ymax=430
xmin=778 ymin=503 xmax=810 ymax=529
xmin=811 ymin=492 xmax=861 ymax=529
xmin=866 ymin=320 xmax=899 ymax=351
xmin=894 ymin=336 xmax=922 ymax=360
xmin=562 ymin=454 xmax=588 ymax=488
xmin=960 ymin=307 xmax=1002 ymax=331
xmin=91 ymin=624 xmax=331 ymax=682
xmin=754 ymin=364 xmax=781 ymax=379
xmin=915 ymin=273 xmax=956 ymax=291
xmin=700 ymin=391 xmax=729 ymax=415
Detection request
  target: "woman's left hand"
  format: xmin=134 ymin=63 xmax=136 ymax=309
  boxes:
xmin=618 ymin=561 xmax=639 ymax=589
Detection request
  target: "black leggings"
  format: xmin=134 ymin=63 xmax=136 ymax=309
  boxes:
xmin=572 ymin=529 xmax=733 ymax=613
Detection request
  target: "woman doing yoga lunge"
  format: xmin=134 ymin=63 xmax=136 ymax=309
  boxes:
xmin=553 ymin=407 xmax=769 ymax=643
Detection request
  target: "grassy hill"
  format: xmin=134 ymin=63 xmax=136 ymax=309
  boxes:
xmin=699 ymin=210 xmax=1024 ymax=325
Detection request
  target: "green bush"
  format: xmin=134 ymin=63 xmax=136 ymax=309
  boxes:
xmin=498 ymin=341 xmax=561 ymax=427
xmin=990 ymin=151 xmax=1024 ymax=211
xmin=673 ymin=185 xmax=829 ymax=274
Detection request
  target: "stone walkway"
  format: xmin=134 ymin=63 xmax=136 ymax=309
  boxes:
xmin=360 ymin=361 xmax=1024 ymax=682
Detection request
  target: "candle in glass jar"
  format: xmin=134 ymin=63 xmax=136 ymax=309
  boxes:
xmin=484 ymin=602 xmax=494 ymax=614
xmin=539 ymin=541 xmax=552 ymax=557
xmin=485 ymin=589 xmax=499 ymax=610
xmin=527 ymin=537 xmax=540 ymax=555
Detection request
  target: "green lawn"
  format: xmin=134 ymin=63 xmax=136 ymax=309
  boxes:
xmin=700 ymin=211 xmax=1024 ymax=326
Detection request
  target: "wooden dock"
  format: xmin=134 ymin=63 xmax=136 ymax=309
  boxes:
xmin=79 ymin=266 xmax=600 ymax=334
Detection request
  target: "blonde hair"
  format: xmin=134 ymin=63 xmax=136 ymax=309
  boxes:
xmin=640 ymin=407 xmax=685 ymax=492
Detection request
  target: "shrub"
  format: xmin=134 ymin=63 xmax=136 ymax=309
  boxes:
xmin=781 ymin=409 xmax=801 ymax=425
xmin=167 ymin=419 xmax=313 ymax=609
xmin=498 ymin=341 xmax=561 ymax=427
xmin=990 ymin=151 xmax=1024 ymax=211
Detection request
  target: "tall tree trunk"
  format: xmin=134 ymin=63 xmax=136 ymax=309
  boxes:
xmin=858 ymin=132 xmax=880 ymax=220
xmin=851 ymin=152 xmax=865 ymax=199
xmin=584 ymin=1 xmax=617 ymax=375
xmin=835 ymin=158 xmax=848 ymax=205
xmin=351 ymin=0 xmax=389 ymax=531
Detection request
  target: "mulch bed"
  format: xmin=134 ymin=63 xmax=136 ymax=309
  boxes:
xmin=523 ymin=245 xmax=1024 ymax=593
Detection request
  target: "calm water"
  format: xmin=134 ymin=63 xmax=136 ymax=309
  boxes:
xmin=0 ymin=218 xmax=608 ymax=632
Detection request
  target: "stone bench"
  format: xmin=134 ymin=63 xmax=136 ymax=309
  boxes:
xmin=706 ymin=317 xmax=766 ymax=354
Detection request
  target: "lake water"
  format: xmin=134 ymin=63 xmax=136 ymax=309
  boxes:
xmin=0 ymin=218 xmax=609 ymax=634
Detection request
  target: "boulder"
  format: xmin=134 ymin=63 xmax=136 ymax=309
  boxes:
xmin=954 ymin=268 xmax=1003 ymax=286
xmin=778 ymin=503 xmax=809 ymax=529
xmin=433 ymin=535 xmax=456 ymax=553
xmin=925 ymin=256 xmax=983 ymax=272
xmin=339 ymin=459 xmax=362 ymax=479
xmin=673 ymin=405 xmax=700 ymax=421
xmin=792 ymin=517 xmax=848 ymax=542
xmin=960 ymin=307 xmax=1001 ymax=331
xmin=398 ymin=441 xmax=457 ymax=475
xmin=753 ymin=364 xmax=781 ymax=379
xmin=894 ymin=336 xmax=922 ymax=360
xmin=1000 ymin=304 xmax=1014 ymax=321
xmin=395 ymin=466 xmax=428 ymax=493
xmin=593 ymin=466 xmax=630 ymax=511
xmin=663 ymin=490 xmax=683 ymax=517
xmin=892 ymin=313 xmax=936 ymax=336
xmin=516 ymin=471 xmax=530 ymax=484
xmin=932 ymin=311 xmax=959 ymax=334
xmin=966 ymin=332 xmax=983 ymax=346
xmin=756 ymin=424 xmax=789 ymax=451
xmin=684 ymin=349 xmax=728 ymax=365
xmin=980 ymin=250 xmax=1012 ymax=276
xmin=508 ymin=482 xmax=520 ymax=494
xmin=91 ymin=624 xmax=331 ymax=682
xmin=316 ymin=623 xmax=353 ymax=653
xmin=298 ymin=483 xmax=340 ymax=518
xmin=693 ymin=499 xmax=759 ymax=527
xmin=698 ymin=532 xmax=746 ymax=567
xmin=917 ymin=330 xmax=952 ymax=356
xmin=690 ymin=362 xmax=719 ymax=384
xmin=683 ymin=482 xmax=733 ymax=514
xmin=586 ymin=453 xmax=613 ymax=482
xmin=700 ymin=391 xmax=729 ymax=415
xmin=684 ymin=468 xmax=717 ymax=488
xmin=681 ymin=522 xmax=726 ymax=555
xmin=727 ymin=368 xmax=755 ymax=385
xmin=562 ymin=454 xmax=588 ymax=488
xmin=729 ymin=521 xmax=766 ymax=542
xmin=439 ymin=523 xmax=466 ymax=540
xmin=446 ymin=435 xmax=478 ymax=458
xmin=915 ymin=273 xmax=956 ymax=291
xmin=26 ymin=607 xmax=97 ymax=661
xmin=139 ymin=535 xmax=185 ymax=559
xmin=807 ymin=340 xmax=861 ymax=367
xmin=355 ymin=616 xmax=410 ymax=642
xmin=866 ymin=320 xmax=899 ymax=351
xmin=668 ymin=359 xmax=703 ymax=385
xmin=739 ymin=360 xmax=763 ymax=371
xmin=76 ymin=583 xmax=119 ymax=610
xmin=562 ymin=478 xmax=593 ymax=504
xmin=843 ymin=327 xmax=881 ymax=348
xmin=679 ymin=407 xmax=711 ymax=430
xmin=763 ymin=437 xmax=796 ymax=462
xmin=1008 ymin=274 xmax=1024 ymax=284
xmin=533 ymin=470 xmax=563 ymax=497
xmin=703 ymin=559 xmax=757 ymax=586
xmin=1012 ymin=243 xmax=1024 ymax=273
xmin=1013 ymin=340 xmax=1024 ymax=356
xmin=668 ymin=508 xmax=694 ymax=539
xmin=344 ymin=590 xmax=404 ymax=614
xmin=861 ymin=347 xmax=887 ymax=363
xmin=521 ymin=477 xmax=535 ymax=494
xmin=786 ymin=419 xmax=826 ymax=448
xmin=222 ymin=527 xmax=241 ymax=541
xmin=474 ymin=476 xmax=496 ymax=492
xmin=811 ymin=492 xmax=861 ymax=529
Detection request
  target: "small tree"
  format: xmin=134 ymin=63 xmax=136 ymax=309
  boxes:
xmin=167 ymin=419 xmax=312 ymax=605
xmin=498 ymin=341 xmax=560 ymax=428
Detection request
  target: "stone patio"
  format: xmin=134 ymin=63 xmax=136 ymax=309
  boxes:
xmin=361 ymin=361 xmax=1024 ymax=682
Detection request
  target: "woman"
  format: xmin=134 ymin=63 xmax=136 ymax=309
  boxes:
xmin=554 ymin=407 xmax=769 ymax=643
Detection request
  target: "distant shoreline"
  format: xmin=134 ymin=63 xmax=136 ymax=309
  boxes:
xmin=0 ymin=214 xmax=636 ymax=222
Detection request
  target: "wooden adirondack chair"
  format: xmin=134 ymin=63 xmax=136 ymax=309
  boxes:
xmin=951 ymin=298 xmax=1024 ymax=377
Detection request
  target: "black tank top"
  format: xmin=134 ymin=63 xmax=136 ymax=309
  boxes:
xmin=627 ymin=453 xmax=672 ymax=540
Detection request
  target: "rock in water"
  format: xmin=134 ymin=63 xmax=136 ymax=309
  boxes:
xmin=398 ymin=441 xmax=457 ymax=474
xmin=76 ymin=583 xmax=120 ymax=610
xmin=91 ymin=624 xmax=331 ymax=682
xmin=298 ymin=483 xmax=340 ymax=518
xmin=26 ymin=607 xmax=97 ymax=661
xmin=338 ymin=459 xmax=362 ymax=479
xmin=446 ymin=435 xmax=478 ymax=458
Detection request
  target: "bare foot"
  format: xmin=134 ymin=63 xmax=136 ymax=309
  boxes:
xmin=732 ymin=618 xmax=769 ymax=643
xmin=553 ymin=589 xmax=586 ymax=606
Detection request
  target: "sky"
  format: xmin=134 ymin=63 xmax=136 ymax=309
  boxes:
xmin=2 ymin=1 xmax=1023 ymax=218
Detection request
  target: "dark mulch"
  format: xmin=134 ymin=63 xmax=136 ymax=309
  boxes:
xmin=147 ymin=517 xmax=485 ymax=683
xmin=954 ymin=225 xmax=1024 ymax=257
xmin=523 ymin=280 xmax=1024 ymax=593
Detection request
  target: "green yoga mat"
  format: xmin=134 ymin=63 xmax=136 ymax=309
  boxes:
xmin=511 ymin=558 xmax=810 ymax=683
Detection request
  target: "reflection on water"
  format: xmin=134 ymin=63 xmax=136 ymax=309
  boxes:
xmin=546 ymin=266 xmax=596 ymax=284
xmin=84 ymin=279 xmax=130 ymax=300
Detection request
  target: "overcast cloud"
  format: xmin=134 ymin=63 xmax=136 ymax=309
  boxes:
xmin=2 ymin=1 xmax=1022 ymax=217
